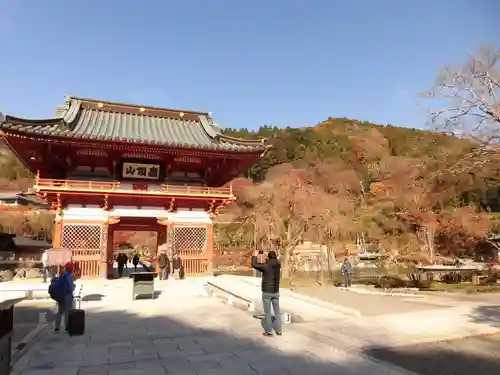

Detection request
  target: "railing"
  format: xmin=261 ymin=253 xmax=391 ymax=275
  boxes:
xmin=204 ymin=281 xmax=255 ymax=312
xmin=34 ymin=178 xmax=234 ymax=198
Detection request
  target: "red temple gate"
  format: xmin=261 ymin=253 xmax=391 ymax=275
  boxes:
xmin=0 ymin=96 xmax=267 ymax=278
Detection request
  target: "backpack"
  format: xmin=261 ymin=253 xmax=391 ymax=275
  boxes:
xmin=48 ymin=276 xmax=67 ymax=302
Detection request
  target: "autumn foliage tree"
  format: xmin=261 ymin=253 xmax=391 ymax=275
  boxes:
xmin=0 ymin=209 xmax=54 ymax=239
xmin=237 ymin=164 xmax=325 ymax=278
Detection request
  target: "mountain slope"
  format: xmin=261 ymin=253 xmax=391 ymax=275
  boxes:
xmin=222 ymin=118 xmax=474 ymax=181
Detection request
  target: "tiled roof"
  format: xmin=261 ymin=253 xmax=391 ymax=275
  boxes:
xmin=0 ymin=97 xmax=267 ymax=153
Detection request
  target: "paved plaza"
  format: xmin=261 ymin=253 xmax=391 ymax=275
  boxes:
xmin=6 ymin=275 xmax=500 ymax=375
xmin=11 ymin=278 xmax=415 ymax=375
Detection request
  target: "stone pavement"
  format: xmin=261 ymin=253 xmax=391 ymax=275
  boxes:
xmin=209 ymin=275 xmax=500 ymax=347
xmin=12 ymin=279 xmax=416 ymax=375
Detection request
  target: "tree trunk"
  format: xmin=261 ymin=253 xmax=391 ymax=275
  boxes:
xmin=281 ymin=224 xmax=293 ymax=279
xmin=319 ymin=254 xmax=324 ymax=285
xmin=326 ymin=244 xmax=335 ymax=284
xmin=282 ymin=252 xmax=291 ymax=279
xmin=425 ymin=227 xmax=435 ymax=262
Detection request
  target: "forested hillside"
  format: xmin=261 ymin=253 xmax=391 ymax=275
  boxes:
xmin=222 ymin=118 xmax=474 ymax=181
xmin=0 ymin=141 xmax=33 ymax=190
xmin=217 ymin=115 xmax=500 ymax=276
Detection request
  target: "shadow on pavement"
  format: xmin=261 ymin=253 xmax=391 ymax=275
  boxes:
xmin=365 ymin=338 xmax=500 ymax=375
xmin=12 ymin=302 xmax=412 ymax=375
xmin=82 ymin=294 xmax=105 ymax=302
xmin=13 ymin=300 xmax=500 ymax=374
xmin=11 ymin=301 xmax=54 ymax=344
xmin=469 ymin=305 xmax=500 ymax=328
xmin=365 ymin=304 xmax=500 ymax=375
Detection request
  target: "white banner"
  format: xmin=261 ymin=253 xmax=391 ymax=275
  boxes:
xmin=122 ymin=162 xmax=160 ymax=180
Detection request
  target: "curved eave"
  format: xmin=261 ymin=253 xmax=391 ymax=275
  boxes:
xmin=4 ymin=115 xmax=64 ymax=126
xmin=218 ymin=133 xmax=269 ymax=147
xmin=197 ymin=114 xmax=269 ymax=151
xmin=1 ymin=128 xmax=266 ymax=155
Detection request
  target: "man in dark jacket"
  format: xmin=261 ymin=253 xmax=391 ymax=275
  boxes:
xmin=341 ymin=258 xmax=353 ymax=288
xmin=158 ymin=251 xmax=169 ymax=280
xmin=132 ymin=254 xmax=140 ymax=272
xmin=117 ymin=252 xmax=128 ymax=278
xmin=251 ymin=250 xmax=283 ymax=337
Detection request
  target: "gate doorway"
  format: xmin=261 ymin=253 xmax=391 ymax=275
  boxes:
xmin=112 ymin=230 xmax=158 ymax=278
xmin=106 ymin=218 xmax=165 ymax=279
xmin=58 ymin=217 xmax=213 ymax=279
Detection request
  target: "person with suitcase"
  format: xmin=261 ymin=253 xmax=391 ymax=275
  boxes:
xmin=49 ymin=262 xmax=75 ymax=333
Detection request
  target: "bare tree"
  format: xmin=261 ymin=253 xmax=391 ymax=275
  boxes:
xmin=424 ymin=45 xmax=500 ymax=144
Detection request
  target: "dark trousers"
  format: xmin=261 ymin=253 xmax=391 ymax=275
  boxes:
xmin=42 ymin=266 xmax=51 ymax=283
xmin=159 ymin=266 xmax=169 ymax=280
xmin=118 ymin=265 xmax=124 ymax=278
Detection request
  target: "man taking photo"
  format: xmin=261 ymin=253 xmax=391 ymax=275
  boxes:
xmin=251 ymin=249 xmax=283 ymax=337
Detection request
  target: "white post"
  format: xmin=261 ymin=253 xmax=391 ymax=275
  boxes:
xmin=38 ymin=312 xmax=47 ymax=324
xmin=227 ymin=295 xmax=233 ymax=306
xmin=199 ymin=281 xmax=208 ymax=297
xmin=248 ymin=302 xmax=255 ymax=312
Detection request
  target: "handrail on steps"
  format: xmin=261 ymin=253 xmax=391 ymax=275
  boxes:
xmin=204 ymin=281 xmax=255 ymax=312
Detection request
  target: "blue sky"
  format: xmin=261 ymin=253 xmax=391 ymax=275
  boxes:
xmin=0 ymin=0 xmax=498 ymax=130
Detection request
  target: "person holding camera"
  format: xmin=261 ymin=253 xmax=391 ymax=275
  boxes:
xmin=251 ymin=249 xmax=283 ymax=337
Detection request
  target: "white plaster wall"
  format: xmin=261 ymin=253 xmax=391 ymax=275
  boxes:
xmin=61 ymin=206 xmax=212 ymax=224
xmin=62 ymin=206 xmax=108 ymax=222
xmin=171 ymin=209 xmax=212 ymax=224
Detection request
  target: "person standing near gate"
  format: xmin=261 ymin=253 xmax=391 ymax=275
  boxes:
xmin=50 ymin=262 xmax=75 ymax=333
xmin=172 ymin=252 xmax=181 ymax=280
xmin=251 ymin=249 xmax=283 ymax=337
xmin=132 ymin=253 xmax=140 ymax=272
xmin=41 ymin=249 xmax=50 ymax=283
xmin=341 ymin=257 xmax=353 ymax=288
xmin=116 ymin=252 xmax=128 ymax=278
xmin=157 ymin=251 xmax=169 ymax=280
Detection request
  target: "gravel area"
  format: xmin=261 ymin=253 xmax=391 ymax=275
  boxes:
xmin=296 ymin=286 xmax=449 ymax=315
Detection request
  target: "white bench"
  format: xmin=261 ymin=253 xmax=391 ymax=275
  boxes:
xmin=204 ymin=280 xmax=292 ymax=324
xmin=0 ymin=285 xmax=48 ymax=300
xmin=205 ymin=281 xmax=255 ymax=312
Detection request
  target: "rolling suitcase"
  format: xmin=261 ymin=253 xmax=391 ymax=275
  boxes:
xmin=67 ymin=293 xmax=85 ymax=336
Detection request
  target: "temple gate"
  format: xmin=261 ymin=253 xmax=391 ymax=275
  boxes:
xmin=0 ymin=96 xmax=267 ymax=278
